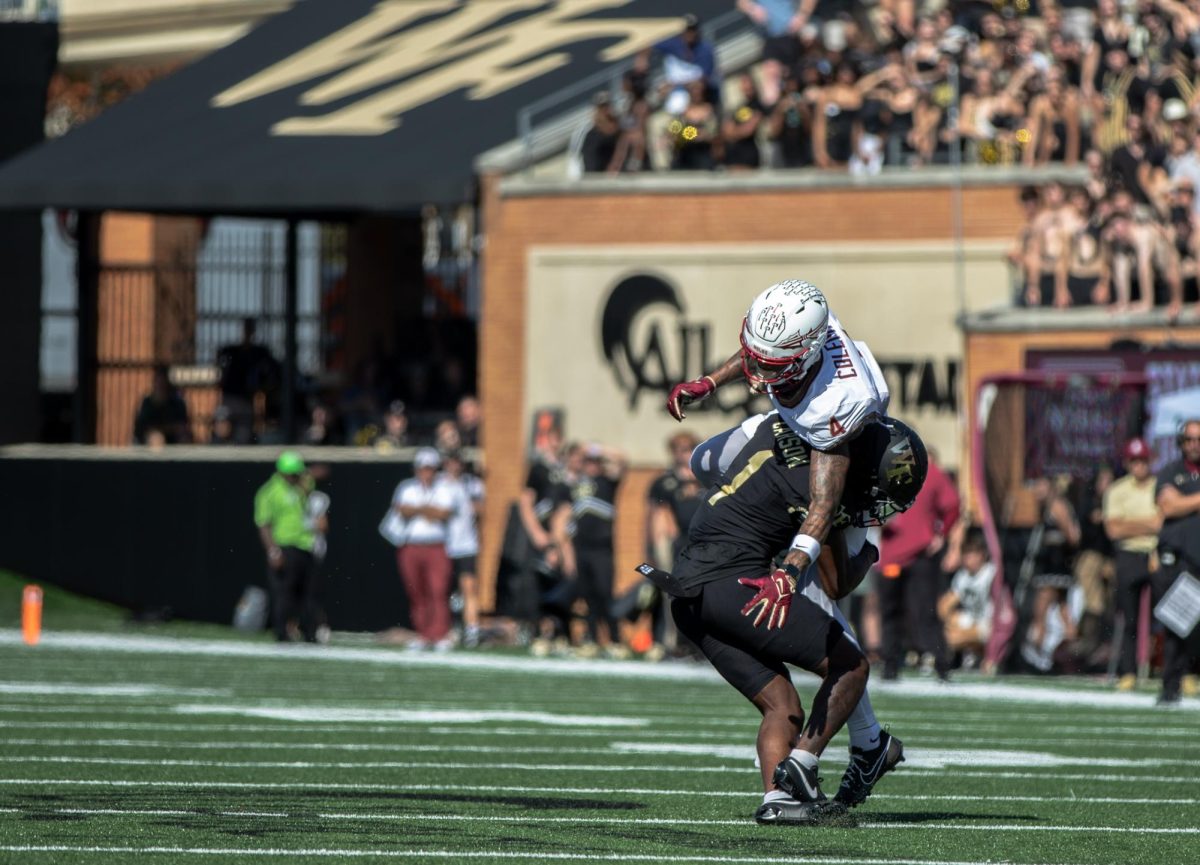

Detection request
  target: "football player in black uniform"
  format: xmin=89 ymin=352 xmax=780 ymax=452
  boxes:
xmin=1155 ymin=418 xmax=1200 ymax=705
xmin=643 ymin=415 xmax=927 ymax=826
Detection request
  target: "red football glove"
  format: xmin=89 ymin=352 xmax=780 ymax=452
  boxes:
xmin=739 ymin=569 xmax=797 ymax=630
xmin=667 ymin=376 xmax=716 ymax=421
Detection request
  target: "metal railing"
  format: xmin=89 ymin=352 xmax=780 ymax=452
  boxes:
xmin=512 ymin=9 xmax=755 ymax=171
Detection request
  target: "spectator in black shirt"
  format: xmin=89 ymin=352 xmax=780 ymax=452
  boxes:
xmin=1108 ymin=114 xmax=1168 ymax=209
xmin=722 ymin=75 xmax=765 ymax=170
xmin=581 ymin=92 xmax=621 ymax=173
xmin=768 ymin=73 xmax=814 ymax=168
xmin=133 ymin=365 xmax=191 ymax=445
xmin=1154 ymin=419 xmax=1200 ymax=705
xmin=555 ymin=443 xmax=626 ymax=655
xmin=216 ymin=318 xmax=280 ymax=443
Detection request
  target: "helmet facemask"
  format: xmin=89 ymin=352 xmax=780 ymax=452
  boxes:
xmin=739 ymin=324 xmax=818 ymax=394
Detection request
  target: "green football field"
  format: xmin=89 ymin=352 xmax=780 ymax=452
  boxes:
xmin=0 ymin=630 xmax=1196 ymax=865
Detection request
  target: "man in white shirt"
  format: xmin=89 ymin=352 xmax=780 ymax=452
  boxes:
xmin=392 ymin=448 xmax=457 ymax=650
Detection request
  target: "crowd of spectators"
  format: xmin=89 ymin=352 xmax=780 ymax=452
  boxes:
xmin=583 ymin=1 xmax=1200 ymax=177
xmin=1010 ymin=427 xmax=1200 ymax=704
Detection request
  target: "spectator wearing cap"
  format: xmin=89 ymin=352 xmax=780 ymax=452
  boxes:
xmin=552 ymin=443 xmax=627 ymax=657
xmin=646 ymin=14 xmax=718 ymax=118
xmin=390 ymin=447 xmax=457 ymax=650
xmin=1103 ymin=438 xmax=1162 ymax=691
xmin=372 ymin=401 xmax=409 ymax=453
xmin=254 ymin=451 xmax=321 ymax=643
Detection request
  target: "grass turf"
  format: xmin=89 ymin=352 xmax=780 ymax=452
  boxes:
xmin=0 ymin=624 xmax=1195 ymax=865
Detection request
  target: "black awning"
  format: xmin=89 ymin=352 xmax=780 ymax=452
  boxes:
xmin=0 ymin=0 xmax=736 ymax=215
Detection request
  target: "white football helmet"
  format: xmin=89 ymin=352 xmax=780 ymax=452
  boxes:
xmin=739 ymin=280 xmax=829 ymax=391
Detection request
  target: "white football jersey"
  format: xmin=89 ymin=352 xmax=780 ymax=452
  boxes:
xmin=764 ymin=311 xmax=890 ymax=450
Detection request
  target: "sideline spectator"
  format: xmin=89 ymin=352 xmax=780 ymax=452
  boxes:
xmin=455 ymin=395 xmax=481 ymax=448
xmin=209 ymin=405 xmax=236 ymax=445
xmin=371 ymin=401 xmax=410 ymax=452
xmin=644 ymin=432 xmax=704 ymax=657
xmin=937 ymin=529 xmax=995 ymax=669
xmin=254 ymin=451 xmax=320 ymax=643
xmin=390 ymin=448 xmax=456 ymax=651
xmin=1020 ymin=476 xmax=1083 ymax=673
xmin=1153 ymin=419 xmax=1200 ymax=705
xmin=216 ymin=318 xmax=280 ymax=443
xmin=133 ymin=365 xmax=191 ymax=445
xmin=553 ymin=443 xmax=627 ymax=657
xmin=441 ymin=450 xmax=484 ymax=648
xmin=302 ymin=404 xmax=340 ymax=446
xmin=1103 ymin=437 xmax=1161 ymax=691
xmin=878 ymin=448 xmax=961 ymax=680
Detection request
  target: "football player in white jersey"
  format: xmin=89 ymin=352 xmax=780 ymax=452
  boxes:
xmin=667 ymin=279 xmax=901 ymax=808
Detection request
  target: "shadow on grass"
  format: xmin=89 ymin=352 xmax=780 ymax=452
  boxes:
xmin=864 ymin=811 xmax=1041 ymax=824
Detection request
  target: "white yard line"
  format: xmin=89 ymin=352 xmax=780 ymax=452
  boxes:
xmin=0 ymin=778 xmax=1195 ymax=805
xmin=7 ymin=735 xmax=1195 ymax=756
xmin=8 ymin=754 xmax=1196 ymax=777
xmin=2 ymin=630 xmax=1196 ymax=712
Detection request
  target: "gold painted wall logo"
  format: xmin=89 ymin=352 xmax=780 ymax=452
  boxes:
xmin=213 ymin=0 xmax=682 ymax=136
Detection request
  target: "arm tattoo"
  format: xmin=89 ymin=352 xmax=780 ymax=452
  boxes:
xmin=799 ymin=444 xmax=850 ymax=545
xmin=708 ymin=351 xmax=744 ymax=388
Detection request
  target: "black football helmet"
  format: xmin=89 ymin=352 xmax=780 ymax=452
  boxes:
xmin=843 ymin=417 xmax=929 ymax=527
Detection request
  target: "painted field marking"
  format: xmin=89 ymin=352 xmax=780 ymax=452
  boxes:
xmin=8 ymin=755 xmax=1196 ymax=779
xmin=0 ymin=778 xmax=1196 ymax=805
xmin=19 ymin=806 xmax=1200 ymax=835
xmin=5 ymin=735 xmax=1196 ymax=757
xmin=2 ymin=630 xmax=1195 ymax=713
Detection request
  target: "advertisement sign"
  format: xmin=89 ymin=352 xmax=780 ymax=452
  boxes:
xmin=526 ymin=241 xmax=1011 ymax=466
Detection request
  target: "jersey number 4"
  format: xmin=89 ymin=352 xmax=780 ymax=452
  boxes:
xmin=828 ymin=416 xmax=846 ymax=437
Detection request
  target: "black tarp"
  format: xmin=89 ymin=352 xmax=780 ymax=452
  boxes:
xmin=0 ymin=0 xmax=737 ymax=215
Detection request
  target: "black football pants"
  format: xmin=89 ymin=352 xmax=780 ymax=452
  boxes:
xmin=268 ymin=547 xmax=319 ymax=642
xmin=576 ymin=544 xmax=619 ymax=643
xmin=878 ymin=552 xmax=949 ymax=676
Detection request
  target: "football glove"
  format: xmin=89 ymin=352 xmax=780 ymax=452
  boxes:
xmin=667 ymin=376 xmax=716 ymax=421
xmin=739 ymin=568 xmax=797 ymax=630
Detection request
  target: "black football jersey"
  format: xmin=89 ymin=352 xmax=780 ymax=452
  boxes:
xmin=673 ymin=415 xmax=877 ymax=591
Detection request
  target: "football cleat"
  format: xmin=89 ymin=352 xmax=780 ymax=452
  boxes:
xmin=754 ymin=797 xmax=855 ymax=827
xmin=834 ymin=731 xmax=905 ymax=807
xmin=772 ymin=753 xmax=826 ymax=803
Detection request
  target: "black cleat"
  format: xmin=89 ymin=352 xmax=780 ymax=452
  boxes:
xmin=754 ymin=797 xmax=855 ymax=827
xmin=834 ymin=731 xmax=905 ymax=807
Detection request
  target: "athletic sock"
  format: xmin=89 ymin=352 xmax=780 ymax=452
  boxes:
xmin=763 ymin=789 xmax=792 ymax=804
xmin=846 ymin=690 xmax=881 ymax=751
xmin=787 ymin=748 xmax=820 ymax=770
